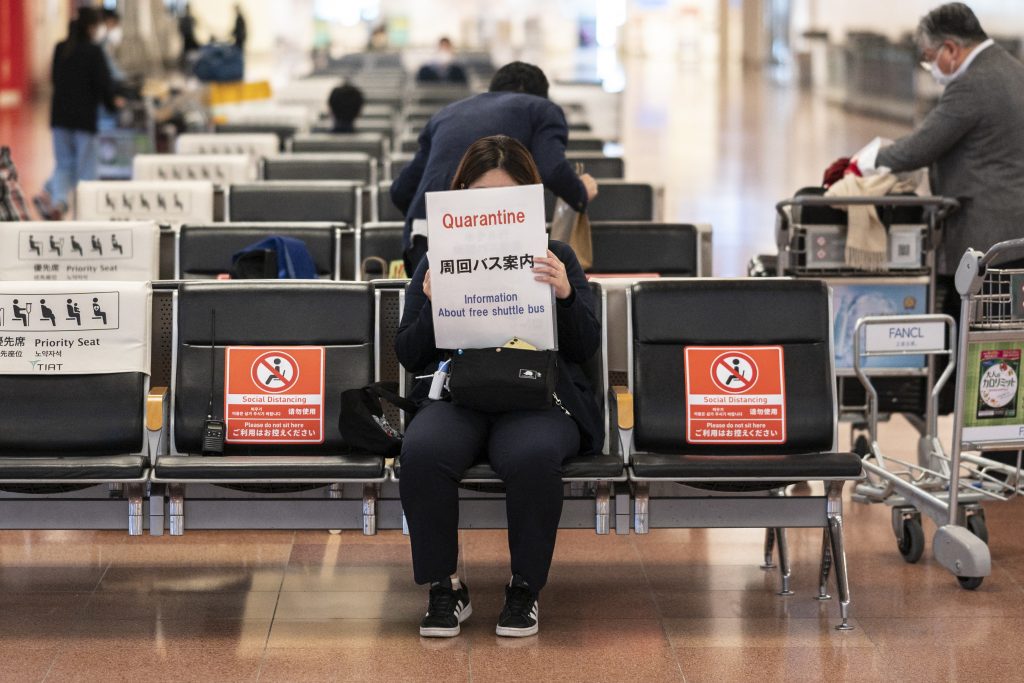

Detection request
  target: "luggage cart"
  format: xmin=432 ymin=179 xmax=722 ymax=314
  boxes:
xmin=772 ymin=193 xmax=959 ymax=455
xmin=851 ymin=313 xmax=1002 ymax=588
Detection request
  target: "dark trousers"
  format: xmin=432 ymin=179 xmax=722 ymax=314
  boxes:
xmin=399 ymin=400 xmax=580 ymax=593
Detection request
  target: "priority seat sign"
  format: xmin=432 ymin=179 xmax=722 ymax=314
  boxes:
xmin=224 ymin=346 xmax=325 ymax=444
xmin=684 ymin=346 xmax=787 ymax=444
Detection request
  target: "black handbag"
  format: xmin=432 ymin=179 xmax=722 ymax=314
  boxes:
xmin=339 ymin=382 xmax=417 ymax=456
xmin=448 ymin=347 xmax=557 ymax=413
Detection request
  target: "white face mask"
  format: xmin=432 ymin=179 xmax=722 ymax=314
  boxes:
xmin=93 ymin=25 xmax=107 ymax=45
xmin=107 ymin=26 xmax=123 ymax=47
xmin=930 ymin=59 xmax=955 ymax=86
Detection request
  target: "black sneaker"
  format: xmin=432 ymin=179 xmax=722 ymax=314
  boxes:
xmin=496 ymin=575 xmax=538 ymax=637
xmin=419 ymin=577 xmax=472 ymax=638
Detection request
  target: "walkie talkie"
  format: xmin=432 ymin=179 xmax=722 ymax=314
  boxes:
xmin=201 ymin=309 xmax=226 ymax=455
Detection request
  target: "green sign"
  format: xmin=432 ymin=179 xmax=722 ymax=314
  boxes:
xmin=963 ymin=341 xmax=1024 ymax=445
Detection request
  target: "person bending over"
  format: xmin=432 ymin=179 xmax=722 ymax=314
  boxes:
xmin=395 ymin=135 xmax=603 ymax=638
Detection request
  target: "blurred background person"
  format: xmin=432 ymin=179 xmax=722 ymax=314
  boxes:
xmin=416 ymin=37 xmax=468 ymax=84
xmin=34 ymin=8 xmax=124 ymax=221
xmin=327 ymin=83 xmax=365 ymax=133
xmin=178 ymin=3 xmax=200 ymax=68
xmin=232 ymin=4 xmax=248 ymax=53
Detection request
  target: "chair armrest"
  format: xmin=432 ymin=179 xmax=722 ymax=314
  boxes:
xmin=609 ymin=386 xmax=634 ymax=465
xmin=611 ymin=385 xmax=633 ymax=430
xmin=146 ymin=387 xmax=170 ymax=464
xmin=147 ymin=387 xmax=169 ymax=432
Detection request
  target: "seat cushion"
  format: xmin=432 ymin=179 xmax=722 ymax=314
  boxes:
xmin=393 ymin=453 xmax=624 ymax=481
xmin=154 ymin=455 xmax=384 ymax=480
xmin=630 ymin=452 xmax=862 ymax=480
xmin=0 ymin=455 xmax=145 ymax=480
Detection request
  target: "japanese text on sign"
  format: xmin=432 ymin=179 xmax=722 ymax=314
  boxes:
xmin=684 ymin=346 xmax=787 ymax=444
xmin=224 ymin=347 xmax=325 ymax=444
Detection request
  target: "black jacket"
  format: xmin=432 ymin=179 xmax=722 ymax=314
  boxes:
xmin=50 ymin=40 xmax=117 ymax=134
xmin=396 ymin=240 xmax=604 ymax=456
xmin=390 ymin=92 xmax=589 ymax=250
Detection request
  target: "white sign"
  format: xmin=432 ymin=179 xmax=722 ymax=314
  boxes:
xmin=175 ymin=133 xmax=279 ymax=157
xmin=0 ymin=221 xmax=159 ymax=282
xmin=864 ymin=320 xmax=947 ymax=354
xmin=76 ymin=181 xmax=214 ymax=225
xmin=426 ymin=184 xmax=555 ymax=350
xmin=133 ymin=154 xmax=257 ymax=184
xmin=0 ymin=281 xmax=151 ymax=375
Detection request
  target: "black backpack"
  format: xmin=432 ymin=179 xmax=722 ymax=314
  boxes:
xmin=338 ymin=382 xmax=417 ymax=456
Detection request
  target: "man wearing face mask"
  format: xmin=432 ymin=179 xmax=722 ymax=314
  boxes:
xmin=857 ymin=3 xmax=1024 ymax=281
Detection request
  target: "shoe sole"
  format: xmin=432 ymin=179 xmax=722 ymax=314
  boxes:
xmin=495 ymin=622 xmax=538 ymax=637
xmin=419 ymin=603 xmax=473 ymax=638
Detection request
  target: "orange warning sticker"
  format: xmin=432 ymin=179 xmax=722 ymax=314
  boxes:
xmin=684 ymin=346 xmax=787 ymax=444
xmin=224 ymin=346 xmax=325 ymax=444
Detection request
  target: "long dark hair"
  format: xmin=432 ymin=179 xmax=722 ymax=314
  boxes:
xmin=62 ymin=7 xmax=102 ymax=59
xmin=450 ymin=135 xmax=542 ymax=190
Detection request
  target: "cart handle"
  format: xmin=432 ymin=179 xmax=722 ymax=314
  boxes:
xmin=956 ymin=237 xmax=1024 ymax=296
xmin=775 ymin=196 xmax=960 ymax=225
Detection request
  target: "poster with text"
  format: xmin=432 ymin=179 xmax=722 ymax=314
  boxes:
xmin=426 ymin=184 xmax=555 ymax=350
xmin=963 ymin=341 xmax=1024 ymax=445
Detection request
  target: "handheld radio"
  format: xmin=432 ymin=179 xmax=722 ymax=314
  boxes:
xmin=201 ymin=309 xmax=226 ymax=455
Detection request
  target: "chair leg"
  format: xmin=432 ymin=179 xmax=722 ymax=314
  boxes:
xmin=760 ymin=528 xmax=777 ymax=569
xmin=827 ymin=481 xmax=854 ymax=631
xmin=168 ymin=483 xmax=185 ymax=536
xmin=126 ymin=483 xmax=144 ymax=536
xmin=633 ymin=482 xmax=650 ymax=534
xmin=362 ymin=483 xmax=378 ymax=536
xmin=816 ymin=527 xmax=833 ymax=601
xmin=776 ymin=528 xmax=794 ymax=596
xmin=615 ymin=488 xmax=630 ymax=535
xmin=595 ymin=482 xmax=611 ymax=535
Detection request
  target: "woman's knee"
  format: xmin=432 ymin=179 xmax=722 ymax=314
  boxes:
xmin=490 ymin=445 xmax=565 ymax=483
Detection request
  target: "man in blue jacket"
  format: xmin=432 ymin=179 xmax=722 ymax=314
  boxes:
xmin=390 ymin=62 xmax=599 ymax=272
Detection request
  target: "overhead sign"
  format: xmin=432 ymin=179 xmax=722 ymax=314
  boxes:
xmin=76 ymin=180 xmax=214 ymax=225
xmin=0 ymin=221 xmax=159 ymax=282
xmin=863 ymin=319 xmax=947 ymax=354
xmin=426 ymin=184 xmax=555 ymax=350
xmin=0 ymin=281 xmax=151 ymax=375
xmin=224 ymin=346 xmax=325 ymax=444
xmin=963 ymin=342 xmax=1024 ymax=445
xmin=685 ymin=346 xmax=787 ymax=444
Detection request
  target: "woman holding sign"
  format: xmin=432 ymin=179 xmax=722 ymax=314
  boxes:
xmin=396 ymin=135 xmax=602 ymax=638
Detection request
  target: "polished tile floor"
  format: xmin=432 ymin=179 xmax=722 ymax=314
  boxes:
xmin=3 ymin=55 xmax=1017 ymax=682
xmin=2 ymin=424 xmax=1024 ymax=683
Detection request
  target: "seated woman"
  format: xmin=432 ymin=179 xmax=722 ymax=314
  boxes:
xmin=396 ymin=135 xmax=602 ymax=638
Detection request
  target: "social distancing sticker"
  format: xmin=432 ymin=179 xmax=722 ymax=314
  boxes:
xmin=224 ymin=346 xmax=325 ymax=444
xmin=685 ymin=346 xmax=787 ymax=444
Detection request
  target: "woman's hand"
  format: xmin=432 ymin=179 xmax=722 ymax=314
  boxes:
xmin=423 ymin=269 xmax=432 ymax=301
xmin=532 ymin=250 xmax=572 ymax=300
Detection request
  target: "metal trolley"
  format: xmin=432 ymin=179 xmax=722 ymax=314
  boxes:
xmin=771 ymin=194 xmax=959 ymax=455
xmin=852 ymin=238 xmax=1024 ymax=589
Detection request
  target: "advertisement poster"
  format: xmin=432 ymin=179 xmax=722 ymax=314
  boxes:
xmin=830 ymin=281 xmax=928 ymax=372
xmin=963 ymin=341 xmax=1024 ymax=444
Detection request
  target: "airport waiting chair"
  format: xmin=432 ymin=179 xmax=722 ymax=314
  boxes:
xmin=615 ymin=279 xmax=863 ymax=630
xmin=228 ymin=181 xmax=363 ymax=227
xmin=290 ymin=132 xmax=389 ymax=161
xmin=175 ymin=132 xmax=280 ymax=158
xmin=389 ymin=282 xmax=627 ymax=534
xmin=587 ymin=222 xmax=710 ymax=277
xmin=565 ymin=152 xmax=624 ymax=179
xmin=176 ymin=222 xmax=354 ymax=280
xmin=398 ymin=135 xmax=420 ymax=154
xmin=357 ymin=222 xmax=405 ymax=279
xmin=385 ymin=152 xmax=415 ymax=181
xmin=376 ymin=180 xmax=405 ymax=222
xmin=566 ymin=134 xmax=606 ymax=152
xmin=152 ymin=281 xmax=386 ymax=535
xmin=0 ymin=282 xmax=157 ymax=535
xmin=544 ymin=181 xmax=659 ymax=222
xmin=214 ymin=123 xmax=297 ymax=151
xmin=261 ymin=153 xmax=377 ymax=184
